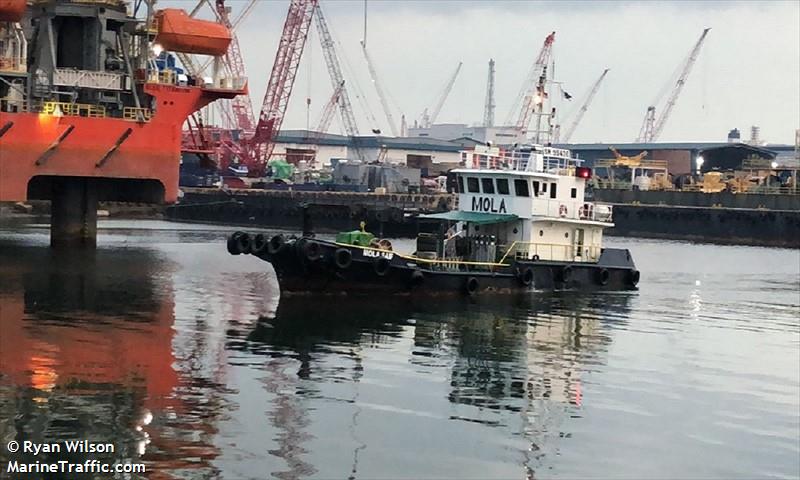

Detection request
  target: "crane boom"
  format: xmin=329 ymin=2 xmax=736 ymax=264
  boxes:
xmin=637 ymin=28 xmax=711 ymax=142
xmin=361 ymin=40 xmax=398 ymax=136
xmin=426 ymin=61 xmax=462 ymax=127
xmin=315 ymin=81 xmax=345 ymax=136
xmin=515 ymin=32 xmax=555 ymax=133
xmin=216 ymin=0 xmax=255 ymax=132
xmin=483 ymin=59 xmax=495 ymax=127
xmin=505 ymin=31 xmax=555 ymax=128
xmin=560 ymin=68 xmax=609 ymax=143
xmin=251 ymin=0 xmax=317 ymax=163
xmin=314 ymin=4 xmax=365 ymax=159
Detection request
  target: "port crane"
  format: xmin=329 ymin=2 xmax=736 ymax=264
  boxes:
xmin=314 ymin=4 xmax=365 ymax=160
xmin=637 ymin=28 xmax=711 ymax=143
xmin=361 ymin=40 xmax=398 ymax=136
xmin=555 ymin=68 xmax=609 ymax=143
xmin=483 ymin=59 xmax=496 ymax=127
xmin=506 ymin=31 xmax=555 ymax=136
xmin=420 ymin=61 xmax=463 ymax=128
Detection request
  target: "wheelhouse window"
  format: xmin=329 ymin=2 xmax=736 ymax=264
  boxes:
xmin=514 ymin=179 xmax=529 ymax=197
xmin=550 ymin=183 xmax=557 ymax=199
xmin=496 ymin=178 xmax=510 ymax=195
xmin=467 ymin=177 xmax=479 ymax=193
xmin=542 ymin=182 xmax=548 ymax=193
xmin=533 ymin=181 xmax=540 ymax=196
xmin=481 ymin=178 xmax=495 ymax=194
xmin=457 ymin=176 xmax=464 ymax=193
xmin=571 ymin=187 xmax=577 ymax=198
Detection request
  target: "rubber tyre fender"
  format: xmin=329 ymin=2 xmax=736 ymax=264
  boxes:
xmin=267 ymin=235 xmax=286 ymax=255
xmin=597 ymin=268 xmax=610 ymax=286
xmin=236 ymin=232 xmax=252 ymax=255
xmin=334 ymin=248 xmax=353 ymax=270
xmin=464 ymin=276 xmax=479 ymax=296
xmin=561 ymin=265 xmax=573 ymax=283
xmin=409 ymin=269 xmax=425 ymax=287
xmin=629 ymin=269 xmax=641 ymax=287
xmin=227 ymin=231 xmax=246 ymax=255
xmin=373 ymin=256 xmax=391 ymax=276
xmin=302 ymin=240 xmax=322 ymax=262
xmin=531 ymin=254 xmax=540 ymax=261
xmin=518 ymin=267 xmax=534 ymax=287
xmin=251 ymin=233 xmax=268 ymax=255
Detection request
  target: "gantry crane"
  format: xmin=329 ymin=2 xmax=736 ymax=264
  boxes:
xmin=557 ymin=68 xmax=609 ymax=143
xmin=314 ymin=4 xmax=365 ymax=160
xmin=505 ymin=31 xmax=555 ymax=133
xmin=420 ymin=61 xmax=462 ymax=128
xmin=637 ymin=28 xmax=711 ymax=143
xmin=483 ymin=59 xmax=495 ymax=127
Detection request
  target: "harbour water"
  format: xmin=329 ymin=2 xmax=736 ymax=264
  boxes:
xmin=1 ymin=220 xmax=798 ymax=479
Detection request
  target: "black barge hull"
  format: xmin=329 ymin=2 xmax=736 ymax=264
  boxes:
xmin=228 ymin=233 xmax=639 ymax=295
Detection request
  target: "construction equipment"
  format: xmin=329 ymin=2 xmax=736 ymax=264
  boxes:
xmin=637 ymin=28 xmax=711 ymax=142
xmin=420 ymin=61 xmax=462 ymax=128
xmin=310 ymin=80 xmax=344 ymax=144
xmin=557 ymin=68 xmax=609 ymax=143
xmin=246 ymin=0 xmax=317 ymax=175
xmin=215 ymin=0 xmax=255 ymax=133
xmin=483 ymin=59 xmax=495 ymax=127
xmin=361 ymin=39 xmax=398 ymax=136
xmin=314 ymin=4 xmax=365 ymax=159
xmin=506 ymin=31 xmax=555 ymax=136
xmin=608 ymin=146 xmax=648 ymax=166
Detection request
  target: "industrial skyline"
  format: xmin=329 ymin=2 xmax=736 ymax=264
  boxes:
xmin=179 ymin=0 xmax=799 ymax=144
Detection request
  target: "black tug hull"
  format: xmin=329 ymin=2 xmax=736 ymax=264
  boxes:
xmin=229 ymin=234 xmax=640 ymax=295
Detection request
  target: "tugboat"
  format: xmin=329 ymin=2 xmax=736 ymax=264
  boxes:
xmin=226 ymin=144 xmax=640 ymax=295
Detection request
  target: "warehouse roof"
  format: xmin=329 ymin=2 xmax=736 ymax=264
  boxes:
xmin=276 ymin=130 xmax=464 ymax=152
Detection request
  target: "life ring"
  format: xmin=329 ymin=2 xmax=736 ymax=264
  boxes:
xmin=532 ymin=254 xmax=540 ymax=261
xmin=518 ymin=267 xmax=534 ymax=287
xmin=629 ymin=269 xmax=640 ymax=287
xmin=597 ymin=268 xmax=610 ymax=286
xmin=251 ymin=233 xmax=268 ymax=255
xmin=464 ymin=276 xmax=479 ymax=296
xmin=235 ymin=232 xmax=251 ymax=255
xmin=227 ymin=231 xmax=246 ymax=255
xmin=267 ymin=234 xmax=285 ymax=255
xmin=410 ymin=270 xmax=425 ymax=287
xmin=561 ymin=265 xmax=573 ymax=283
xmin=302 ymin=240 xmax=321 ymax=262
xmin=334 ymin=248 xmax=353 ymax=270
xmin=559 ymin=204 xmax=568 ymax=217
xmin=373 ymin=256 xmax=391 ymax=276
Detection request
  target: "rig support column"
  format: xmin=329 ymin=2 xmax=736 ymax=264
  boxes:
xmin=51 ymin=178 xmax=98 ymax=248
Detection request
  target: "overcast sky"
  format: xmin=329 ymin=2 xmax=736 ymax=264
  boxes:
xmin=173 ymin=0 xmax=799 ymax=144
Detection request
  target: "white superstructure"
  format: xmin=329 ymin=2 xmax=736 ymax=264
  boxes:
xmin=451 ymin=145 xmax=613 ymax=263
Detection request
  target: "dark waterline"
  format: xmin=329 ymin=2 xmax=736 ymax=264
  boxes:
xmin=1 ymin=220 xmax=798 ymax=479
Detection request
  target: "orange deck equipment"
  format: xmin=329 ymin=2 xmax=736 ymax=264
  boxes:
xmin=155 ymin=8 xmax=232 ymax=56
xmin=0 ymin=0 xmax=26 ymax=21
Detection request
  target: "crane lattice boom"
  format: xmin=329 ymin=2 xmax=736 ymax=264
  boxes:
xmin=637 ymin=28 xmax=710 ymax=142
xmin=505 ymin=31 xmax=555 ymax=129
xmin=425 ymin=61 xmax=462 ymax=128
xmin=361 ymin=40 xmax=398 ymax=137
xmin=251 ymin=0 xmax=317 ymax=164
xmin=561 ymin=68 xmax=609 ymax=143
xmin=314 ymin=81 xmax=345 ymax=138
xmin=314 ymin=4 xmax=364 ymax=159
xmin=483 ymin=59 xmax=495 ymax=127
xmin=216 ymin=0 xmax=255 ymax=133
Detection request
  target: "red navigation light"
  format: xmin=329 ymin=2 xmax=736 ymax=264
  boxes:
xmin=576 ymin=167 xmax=592 ymax=179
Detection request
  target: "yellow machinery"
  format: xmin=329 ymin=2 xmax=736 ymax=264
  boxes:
xmin=608 ymin=147 xmax=649 ymax=167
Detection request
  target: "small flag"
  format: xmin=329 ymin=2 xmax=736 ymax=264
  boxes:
xmin=563 ymin=90 xmax=573 ymax=100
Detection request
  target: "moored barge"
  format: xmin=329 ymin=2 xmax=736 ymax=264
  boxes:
xmin=227 ymin=144 xmax=640 ymax=295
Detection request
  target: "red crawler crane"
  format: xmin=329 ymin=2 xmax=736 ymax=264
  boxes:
xmin=244 ymin=0 xmax=318 ymax=176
